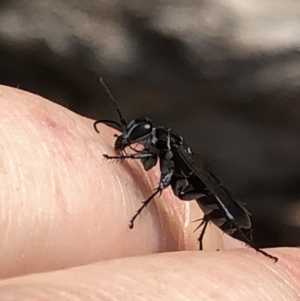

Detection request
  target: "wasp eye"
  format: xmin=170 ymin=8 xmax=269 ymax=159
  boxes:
xmin=129 ymin=118 xmax=153 ymax=141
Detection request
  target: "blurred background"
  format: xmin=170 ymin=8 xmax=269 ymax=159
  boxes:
xmin=0 ymin=0 xmax=299 ymax=248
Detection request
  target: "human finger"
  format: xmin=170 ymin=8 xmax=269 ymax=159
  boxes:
xmin=0 ymin=86 xmax=225 ymax=278
xmin=0 ymin=248 xmax=295 ymax=301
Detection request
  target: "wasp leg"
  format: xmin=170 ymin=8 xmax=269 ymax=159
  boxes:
xmin=103 ymin=152 xmax=155 ymax=160
xmin=197 ymin=217 xmax=209 ymax=250
xmin=233 ymin=228 xmax=278 ymax=262
xmin=129 ymin=158 xmax=174 ymax=229
xmin=129 ymin=188 xmax=161 ymax=229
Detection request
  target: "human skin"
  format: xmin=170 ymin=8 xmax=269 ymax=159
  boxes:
xmin=0 ymin=85 xmax=299 ymax=300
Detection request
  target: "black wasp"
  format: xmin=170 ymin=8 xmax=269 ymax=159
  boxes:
xmin=94 ymin=79 xmax=277 ymax=262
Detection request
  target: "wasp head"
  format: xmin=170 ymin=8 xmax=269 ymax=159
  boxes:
xmin=114 ymin=117 xmax=153 ymax=155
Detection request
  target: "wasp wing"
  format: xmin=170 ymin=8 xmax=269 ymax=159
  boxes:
xmin=176 ymin=145 xmax=251 ymax=230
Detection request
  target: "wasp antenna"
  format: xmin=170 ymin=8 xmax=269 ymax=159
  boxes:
xmin=100 ymin=77 xmax=127 ymax=127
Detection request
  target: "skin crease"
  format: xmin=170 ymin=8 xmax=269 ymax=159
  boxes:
xmin=0 ymin=85 xmax=299 ymax=300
